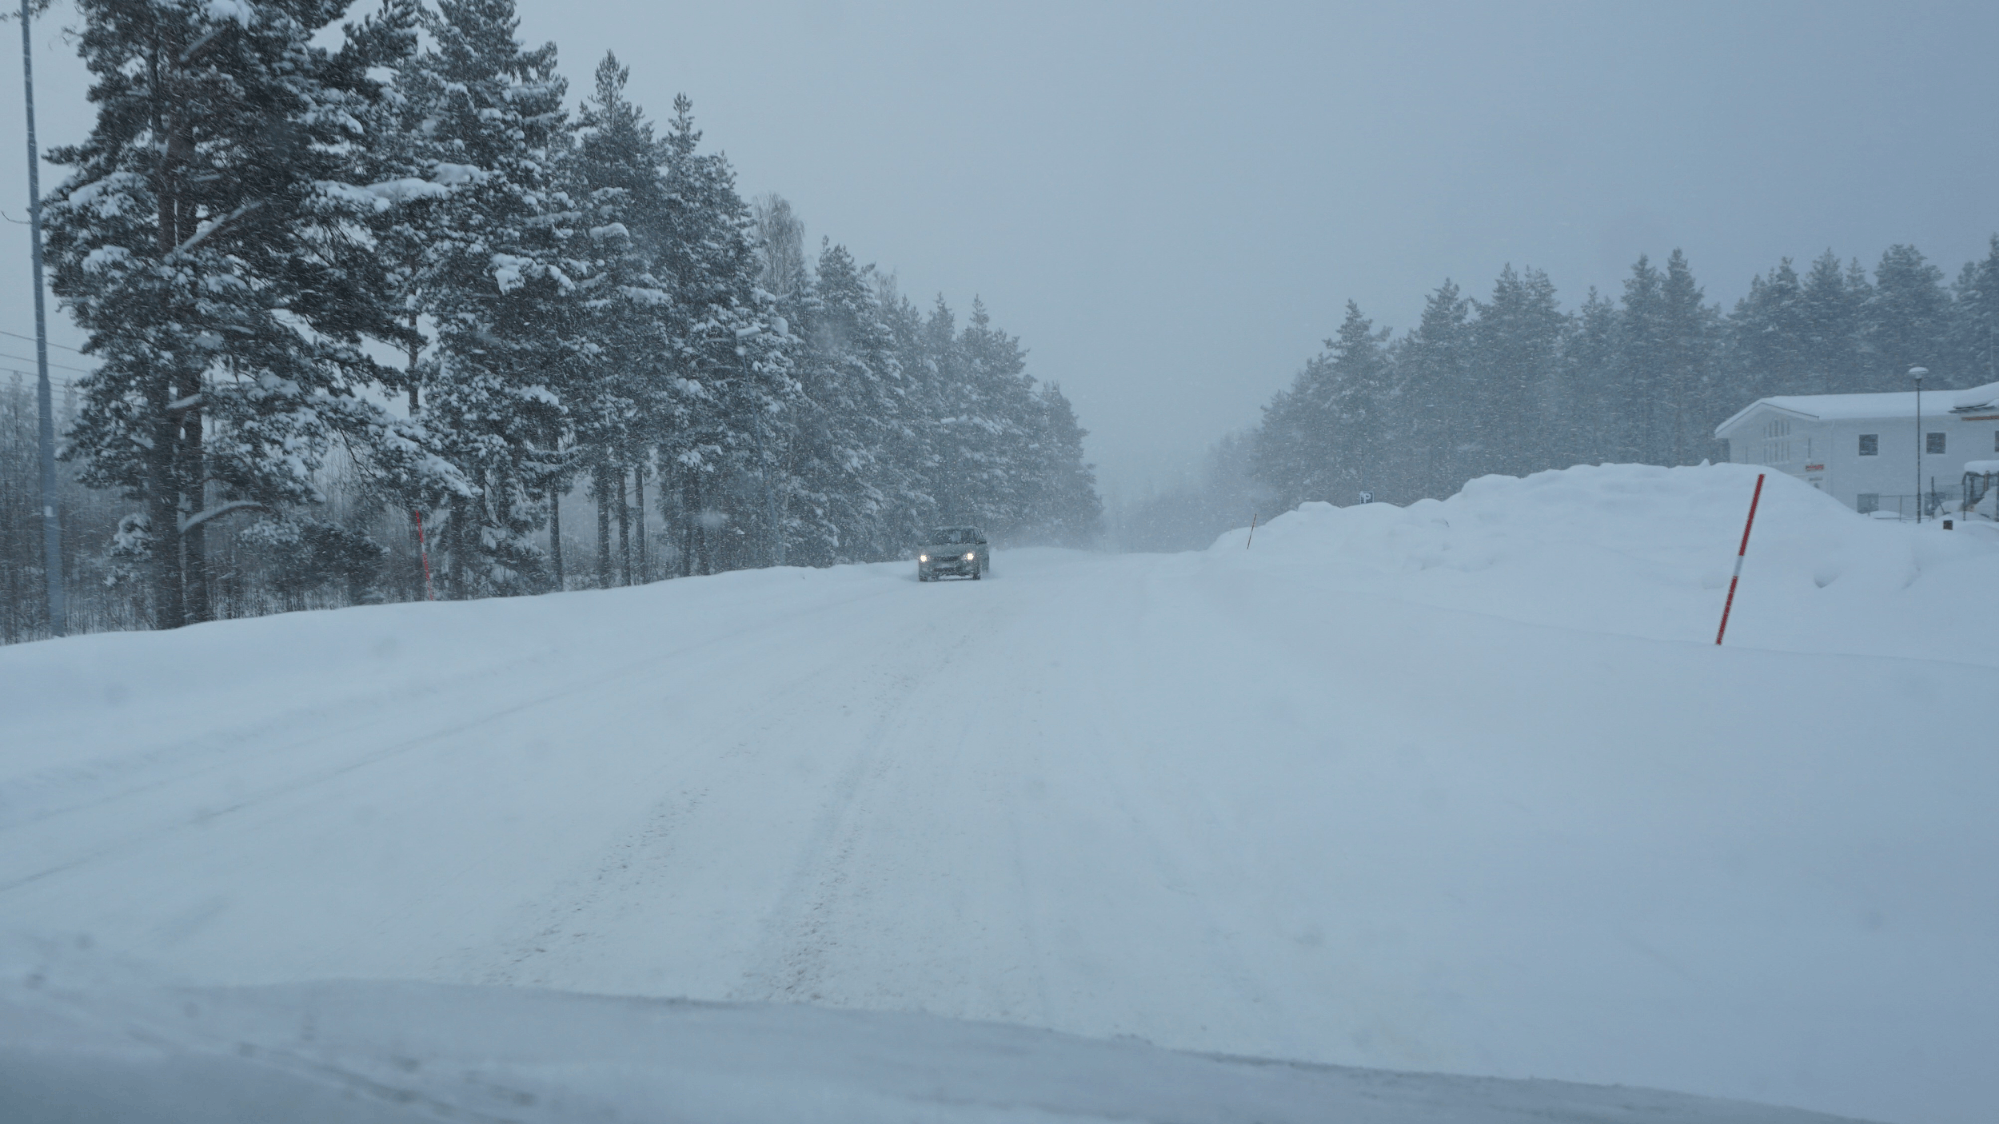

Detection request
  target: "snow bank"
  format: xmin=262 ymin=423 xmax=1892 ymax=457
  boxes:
xmin=1212 ymin=462 xmax=1999 ymax=664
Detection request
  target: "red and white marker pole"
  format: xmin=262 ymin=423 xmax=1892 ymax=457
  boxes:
xmin=1714 ymin=473 xmax=1765 ymax=645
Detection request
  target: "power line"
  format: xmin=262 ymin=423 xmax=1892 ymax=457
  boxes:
xmin=0 ymin=327 xmax=86 ymax=354
xmin=0 ymin=349 xmax=92 ymax=373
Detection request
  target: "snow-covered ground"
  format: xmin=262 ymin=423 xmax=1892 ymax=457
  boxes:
xmin=2 ymin=463 xmax=1993 ymax=1121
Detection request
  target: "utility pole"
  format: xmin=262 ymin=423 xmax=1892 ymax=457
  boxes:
xmin=20 ymin=0 xmax=63 ymax=636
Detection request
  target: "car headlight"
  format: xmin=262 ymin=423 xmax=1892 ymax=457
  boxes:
xmin=919 ymin=554 xmax=928 ymax=562
xmin=964 ymin=552 xmax=974 ymax=560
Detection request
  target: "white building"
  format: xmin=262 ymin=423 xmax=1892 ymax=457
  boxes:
xmin=1713 ymin=380 xmax=1999 ymax=518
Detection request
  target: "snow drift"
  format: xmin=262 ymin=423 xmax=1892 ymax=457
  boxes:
xmin=1216 ymin=461 xmax=1997 ymax=662
xmin=2 ymin=462 xmax=1992 ymax=1121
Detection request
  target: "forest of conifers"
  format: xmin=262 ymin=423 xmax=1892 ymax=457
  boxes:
xmin=0 ymin=0 xmax=1101 ymax=643
xmin=1117 ymin=240 xmax=1999 ymax=551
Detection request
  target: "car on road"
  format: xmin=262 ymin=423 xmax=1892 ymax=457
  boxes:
xmin=917 ymin=526 xmax=989 ymax=581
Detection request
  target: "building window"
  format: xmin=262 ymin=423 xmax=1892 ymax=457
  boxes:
xmin=1857 ymin=494 xmax=1879 ymax=514
xmin=1927 ymin=432 xmax=1946 ymax=454
xmin=1859 ymin=433 xmax=1878 ymax=456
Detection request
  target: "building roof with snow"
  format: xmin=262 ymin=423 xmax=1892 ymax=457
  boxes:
xmin=1714 ymin=379 xmax=1999 ymax=435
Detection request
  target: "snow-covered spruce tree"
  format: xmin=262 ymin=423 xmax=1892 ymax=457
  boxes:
xmin=1614 ymin=254 xmax=1670 ymax=465
xmin=1950 ymin=236 xmax=1999 ymax=388
xmin=750 ymin=193 xmax=811 ymax=567
xmin=1656 ymin=250 xmax=1720 ymax=465
xmin=1795 ymin=250 xmax=1867 ymax=395
xmin=1560 ymin=287 xmax=1622 ymax=467
xmin=1023 ymin=383 xmax=1100 ymax=546
xmin=653 ymin=96 xmax=796 ymax=577
xmin=950 ymin=297 xmax=1038 ymax=535
xmin=1252 ymin=301 xmax=1399 ymax=508
xmin=402 ymin=0 xmax=577 ymax=597
xmin=916 ymin=295 xmax=966 ymax=525
xmin=1730 ymin=258 xmax=1811 ymax=403
xmin=1397 ymin=279 xmax=1471 ymax=500
xmin=866 ymin=275 xmax=940 ymax=555
xmin=1473 ymin=265 xmax=1566 ymax=478
xmin=47 ymin=0 xmax=426 ymax=628
xmin=1250 ymin=378 xmax=1312 ymax=512
xmin=787 ymin=242 xmax=905 ymax=565
xmin=1864 ymin=244 xmax=1950 ymax=391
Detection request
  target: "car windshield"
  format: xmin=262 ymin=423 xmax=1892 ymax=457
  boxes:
xmin=927 ymin=528 xmax=977 ymax=544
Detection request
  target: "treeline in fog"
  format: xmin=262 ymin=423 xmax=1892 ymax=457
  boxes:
xmin=2 ymin=0 xmax=1099 ymax=642
xmin=1118 ymin=241 xmax=1999 ymax=551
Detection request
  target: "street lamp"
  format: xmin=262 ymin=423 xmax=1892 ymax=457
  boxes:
xmin=1911 ymin=367 xmax=1928 ymax=522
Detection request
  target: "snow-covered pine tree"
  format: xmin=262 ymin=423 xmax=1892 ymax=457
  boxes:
xmin=653 ymin=96 xmax=795 ymax=576
xmin=567 ymin=52 xmax=672 ymax=587
xmin=47 ymin=0 xmax=424 ymax=628
xmin=403 ymin=0 xmax=577 ymax=597
xmin=334 ymin=0 xmax=489 ymax=592
xmin=870 ymin=276 xmax=939 ymax=551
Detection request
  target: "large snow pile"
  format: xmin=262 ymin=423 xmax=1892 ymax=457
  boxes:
xmin=1216 ymin=461 xmax=1997 ymax=661
xmin=2 ymin=462 xmax=1992 ymax=1121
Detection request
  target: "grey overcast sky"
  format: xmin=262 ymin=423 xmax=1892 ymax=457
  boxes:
xmin=4 ymin=1 xmax=1998 ymax=501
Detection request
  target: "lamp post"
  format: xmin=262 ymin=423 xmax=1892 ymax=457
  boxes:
xmin=1911 ymin=367 xmax=1928 ymax=522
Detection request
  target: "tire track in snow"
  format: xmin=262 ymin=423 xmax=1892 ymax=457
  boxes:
xmin=458 ymin=573 xmax=1009 ymax=994
xmin=724 ymin=581 xmax=1020 ymax=1008
xmin=0 ymin=581 xmax=907 ymax=898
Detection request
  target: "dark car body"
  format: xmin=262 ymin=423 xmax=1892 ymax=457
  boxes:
xmin=917 ymin=526 xmax=989 ymax=581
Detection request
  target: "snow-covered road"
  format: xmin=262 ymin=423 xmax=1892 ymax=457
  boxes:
xmin=4 ymin=465 xmax=1995 ymax=1121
